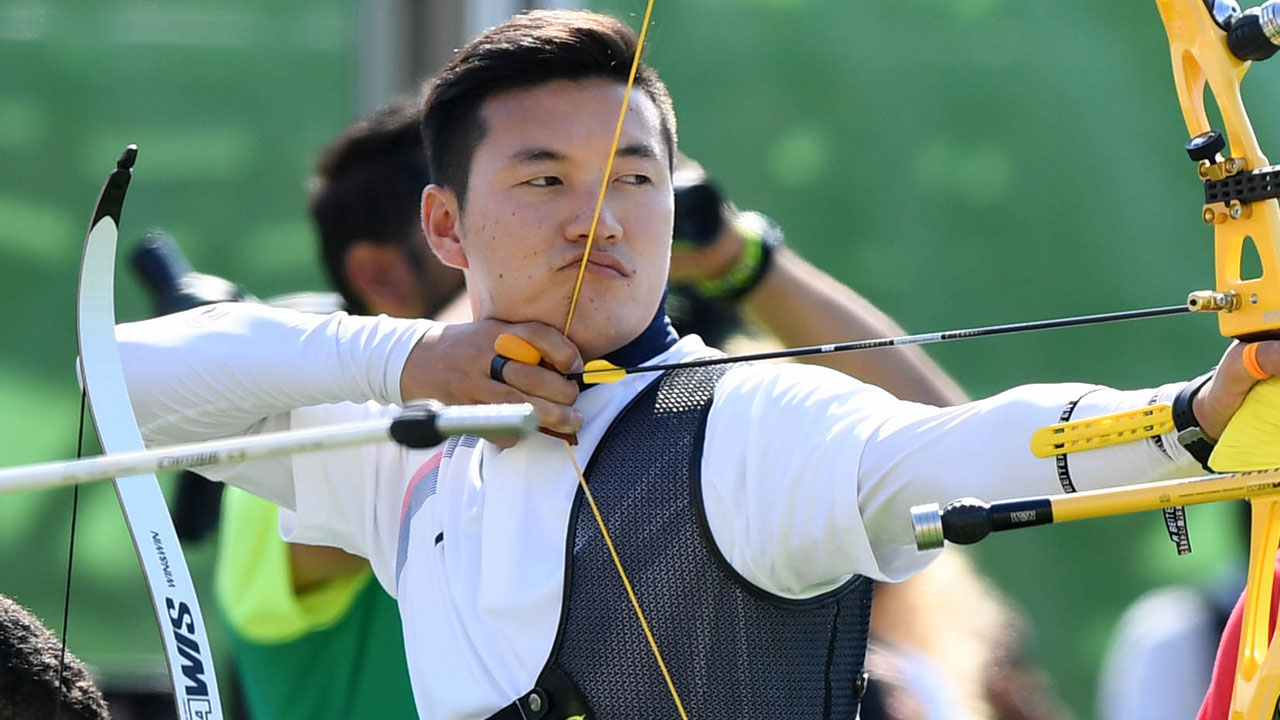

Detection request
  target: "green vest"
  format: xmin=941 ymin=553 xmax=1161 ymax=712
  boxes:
xmin=216 ymin=488 xmax=416 ymax=719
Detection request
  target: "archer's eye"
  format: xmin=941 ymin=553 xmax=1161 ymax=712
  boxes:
xmin=617 ymin=174 xmax=651 ymax=186
xmin=526 ymin=176 xmax=562 ymax=187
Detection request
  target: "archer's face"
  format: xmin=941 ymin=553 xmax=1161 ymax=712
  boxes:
xmin=423 ymin=78 xmax=674 ymax=361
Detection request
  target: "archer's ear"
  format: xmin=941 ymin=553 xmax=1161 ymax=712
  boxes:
xmin=343 ymin=241 xmax=424 ymax=319
xmin=422 ymin=185 xmax=468 ymax=270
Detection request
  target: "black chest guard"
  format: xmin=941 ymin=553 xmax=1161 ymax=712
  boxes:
xmin=492 ymin=365 xmax=873 ymax=720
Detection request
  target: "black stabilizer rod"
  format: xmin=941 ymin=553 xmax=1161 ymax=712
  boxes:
xmin=911 ymin=496 xmax=1056 ymax=551
xmin=389 ymin=400 xmax=538 ymax=449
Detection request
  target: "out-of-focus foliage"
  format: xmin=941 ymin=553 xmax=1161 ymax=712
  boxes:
xmin=591 ymin=0 xmax=1274 ymax=715
xmin=0 ymin=0 xmax=357 ymax=692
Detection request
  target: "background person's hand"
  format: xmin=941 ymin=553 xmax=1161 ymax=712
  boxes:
xmin=668 ymin=217 xmax=746 ymax=285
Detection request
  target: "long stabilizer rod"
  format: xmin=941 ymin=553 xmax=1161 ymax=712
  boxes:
xmin=910 ymin=466 xmax=1280 ymax=551
xmin=0 ymin=401 xmax=536 ymax=494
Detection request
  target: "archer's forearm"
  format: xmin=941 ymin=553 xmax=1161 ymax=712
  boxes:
xmin=741 ymin=248 xmax=969 ymax=405
xmin=115 ymin=303 xmax=429 ymax=446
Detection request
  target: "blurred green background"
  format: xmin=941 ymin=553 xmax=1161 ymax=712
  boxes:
xmin=1 ymin=0 xmax=1273 ymax=716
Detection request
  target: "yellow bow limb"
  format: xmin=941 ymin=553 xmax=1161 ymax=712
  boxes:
xmin=1204 ymin=376 xmax=1280 ymax=719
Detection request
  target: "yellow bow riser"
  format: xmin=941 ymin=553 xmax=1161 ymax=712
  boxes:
xmin=1157 ymin=0 xmax=1280 ymax=715
xmin=1158 ymin=0 xmax=1280 ymax=339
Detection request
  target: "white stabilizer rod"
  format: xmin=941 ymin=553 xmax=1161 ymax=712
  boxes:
xmin=0 ymin=401 xmax=536 ymax=493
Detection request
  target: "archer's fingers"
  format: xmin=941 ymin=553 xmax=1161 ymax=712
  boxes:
xmin=1196 ymin=341 xmax=1280 ymax=439
xmin=499 ymin=360 xmax=580 ymax=407
xmin=1247 ymin=341 xmax=1280 ymax=378
xmin=502 ymin=323 xmax=583 ymax=375
xmin=1216 ymin=341 xmax=1280 ymax=394
xmin=485 ymin=379 xmax=582 ymax=435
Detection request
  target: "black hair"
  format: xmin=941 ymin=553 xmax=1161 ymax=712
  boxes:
xmin=0 ymin=594 xmax=111 ymax=720
xmin=308 ymin=99 xmax=432 ymax=315
xmin=420 ymin=9 xmax=677 ymax=207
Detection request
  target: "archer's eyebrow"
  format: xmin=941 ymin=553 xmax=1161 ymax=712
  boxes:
xmin=614 ymin=142 xmax=661 ymax=162
xmin=507 ymin=142 xmax=662 ymax=165
xmin=508 ymin=147 xmax=565 ymax=164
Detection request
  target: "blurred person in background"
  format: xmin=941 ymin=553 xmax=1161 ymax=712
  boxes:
xmin=213 ymin=100 xmax=441 ymax=720
xmin=0 ymin=593 xmax=112 ymax=720
xmin=204 ymin=87 xmax=1064 ymax=717
xmin=1096 ymin=502 xmax=1247 ymax=720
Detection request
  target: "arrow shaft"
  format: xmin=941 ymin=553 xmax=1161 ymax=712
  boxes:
xmin=581 ymin=303 xmax=1192 ymax=380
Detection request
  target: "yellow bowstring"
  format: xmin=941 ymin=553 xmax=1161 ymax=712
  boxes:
xmin=562 ymin=0 xmax=655 ymax=339
xmin=561 ymin=445 xmax=689 ymax=719
xmin=558 ymin=2 xmax=689 ymax=718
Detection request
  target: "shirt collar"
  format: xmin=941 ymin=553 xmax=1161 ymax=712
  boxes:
xmin=600 ymin=290 xmax=679 ymax=369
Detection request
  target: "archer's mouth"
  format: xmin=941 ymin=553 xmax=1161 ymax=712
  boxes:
xmin=562 ymin=252 xmax=631 ymax=279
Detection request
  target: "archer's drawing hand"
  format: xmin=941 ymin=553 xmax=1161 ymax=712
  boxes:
xmin=401 ymin=319 xmax=584 ymax=437
xmin=1194 ymin=340 xmax=1280 ymax=440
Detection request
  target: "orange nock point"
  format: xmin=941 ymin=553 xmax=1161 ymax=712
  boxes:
xmin=492 ymin=333 xmax=626 ymax=384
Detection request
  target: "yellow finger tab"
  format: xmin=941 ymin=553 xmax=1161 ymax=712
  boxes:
xmin=581 ymin=360 xmax=626 ymax=385
xmin=1030 ymin=404 xmax=1173 ymax=458
xmin=494 ymin=333 xmax=543 ymax=365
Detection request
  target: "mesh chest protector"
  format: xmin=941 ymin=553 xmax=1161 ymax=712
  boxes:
xmin=493 ymin=365 xmax=873 ymax=720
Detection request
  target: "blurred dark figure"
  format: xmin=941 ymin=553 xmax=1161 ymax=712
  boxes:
xmin=132 ymin=231 xmax=257 ymax=544
xmin=0 ymin=593 xmax=110 ymax=720
xmin=310 ymin=101 xmax=463 ymax=319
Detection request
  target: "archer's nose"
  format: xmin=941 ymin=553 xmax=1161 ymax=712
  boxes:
xmin=565 ymin=193 xmax=622 ymax=246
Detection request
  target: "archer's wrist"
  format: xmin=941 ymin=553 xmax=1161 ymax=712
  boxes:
xmin=397 ymin=320 xmax=448 ymax=404
xmin=693 ymin=226 xmax=746 ymax=281
xmin=1190 ymin=389 xmax=1217 ymax=442
xmin=1174 ymin=371 xmax=1217 ymax=470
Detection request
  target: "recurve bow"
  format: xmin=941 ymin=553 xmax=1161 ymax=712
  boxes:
xmin=70 ymin=145 xmax=223 ymax=719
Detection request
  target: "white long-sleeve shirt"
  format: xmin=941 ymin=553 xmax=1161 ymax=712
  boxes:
xmin=117 ymin=303 xmax=1201 ymax=719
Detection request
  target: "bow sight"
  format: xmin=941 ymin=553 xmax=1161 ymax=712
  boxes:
xmin=1177 ymin=0 xmax=1280 ymax=339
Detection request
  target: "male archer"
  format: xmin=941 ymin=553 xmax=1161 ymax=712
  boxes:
xmin=114 ymin=9 xmax=1278 ymax=719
